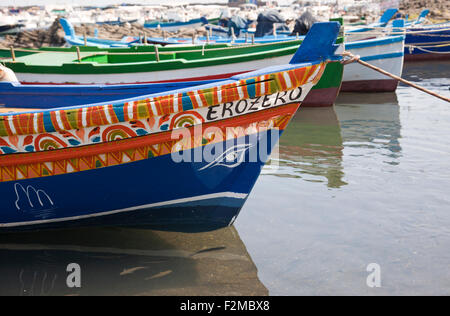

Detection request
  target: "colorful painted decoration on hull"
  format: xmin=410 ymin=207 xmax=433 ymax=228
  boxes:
xmin=0 ymin=63 xmax=324 ymax=155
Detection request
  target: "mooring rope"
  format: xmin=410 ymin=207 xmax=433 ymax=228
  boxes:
xmin=340 ymin=51 xmax=450 ymax=103
xmin=406 ymin=43 xmax=450 ymax=54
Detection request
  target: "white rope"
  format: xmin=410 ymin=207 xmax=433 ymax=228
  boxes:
xmin=407 ymin=45 xmax=450 ymax=54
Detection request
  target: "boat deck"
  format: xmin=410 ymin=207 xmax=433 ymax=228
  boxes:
xmin=7 ymin=51 xmax=107 ymax=65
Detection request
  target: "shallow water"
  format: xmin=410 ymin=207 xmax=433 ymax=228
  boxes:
xmin=0 ymin=61 xmax=449 ymax=295
xmin=237 ymin=60 xmax=450 ymax=295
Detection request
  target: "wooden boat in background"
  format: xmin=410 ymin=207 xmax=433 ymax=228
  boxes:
xmin=144 ymin=16 xmax=214 ymax=31
xmin=404 ymin=23 xmax=450 ymax=61
xmin=2 ymin=36 xmax=344 ymax=107
xmin=0 ymin=24 xmax=24 ymax=36
xmin=345 ymin=8 xmax=399 ymax=42
xmin=59 ymin=18 xmax=139 ymax=48
xmin=345 ymin=9 xmax=429 ymax=42
xmin=342 ymin=34 xmax=405 ymax=92
xmin=0 ymin=22 xmax=340 ymax=232
xmin=2 ymin=39 xmax=307 ymax=84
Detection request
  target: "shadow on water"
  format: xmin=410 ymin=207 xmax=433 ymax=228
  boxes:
xmin=335 ymin=92 xmax=402 ymax=164
xmin=267 ymin=106 xmax=346 ymax=188
xmin=0 ymin=226 xmax=267 ymax=296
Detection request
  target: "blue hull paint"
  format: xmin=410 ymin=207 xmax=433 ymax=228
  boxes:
xmin=0 ymin=80 xmax=215 ymax=108
xmin=64 ymin=35 xmax=137 ymax=48
xmin=404 ymin=26 xmax=450 ymax=58
xmin=0 ymin=130 xmax=280 ymax=232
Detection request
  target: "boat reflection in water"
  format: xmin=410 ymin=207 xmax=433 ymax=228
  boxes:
xmin=335 ymin=92 xmax=402 ymax=165
xmin=264 ymin=91 xmax=401 ymax=188
xmin=0 ymin=227 xmax=267 ymax=296
xmin=266 ymin=106 xmax=346 ymax=189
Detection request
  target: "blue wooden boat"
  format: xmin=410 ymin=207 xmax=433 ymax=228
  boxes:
xmin=345 ymin=8 xmax=399 ymax=41
xmin=60 ymin=18 xmax=138 ymax=48
xmin=96 ymin=18 xmax=139 ymax=26
xmin=0 ymin=22 xmax=340 ymax=232
xmin=404 ymin=22 xmax=450 ymax=61
xmin=0 ymin=23 xmax=24 ymax=36
xmin=346 ymin=9 xmax=430 ymax=42
xmin=405 ymin=10 xmax=430 ymax=26
xmin=144 ymin=17 xmax=210 ymax=31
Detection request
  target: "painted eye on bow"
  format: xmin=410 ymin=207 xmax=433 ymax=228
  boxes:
xmin=199 ymin=144 xmax=253 ymax=171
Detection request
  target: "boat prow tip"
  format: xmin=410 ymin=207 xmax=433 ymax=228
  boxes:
xmin=289 ymin=21 xmax=340 ymax=65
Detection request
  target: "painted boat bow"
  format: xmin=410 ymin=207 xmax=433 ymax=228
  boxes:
xmin=0 ymin=22 xmax=341 ymax=232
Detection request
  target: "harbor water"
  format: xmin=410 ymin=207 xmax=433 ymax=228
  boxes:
xmin=0 ymin=61 xmax=449 ymax=295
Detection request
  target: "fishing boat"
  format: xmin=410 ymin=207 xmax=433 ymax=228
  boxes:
xmin=404 ymin=23 xmax=450 ymax=61
xmin=0 ymin=22 xmax=340 ymax=232
xmin=345 ymin=8 xmax=399 ymax=42
xmin=3 ymin=36 xmax=344 ymax=107
xmin=144 ymin=16 xmax=212 ymax=32
xmin=95 ymin=18 xmax=139 ymax=26
xmin=345 ymin=9 xmax=430 ymax=43
xmin=59 ymin=18 xmax=138 ymax=48
xmin=342 ymin=23 xmax=405 ymax=93
xmin=0 ymin=24 xmax=24 ymax=36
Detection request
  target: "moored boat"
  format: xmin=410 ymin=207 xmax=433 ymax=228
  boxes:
xmin=3 ymin=36 xmax=344 ymax=107
xmin=144 ymin=16 xmax=213 ymax=32
xmin=341 ymin=34 xmax=405 ymax=92
xmin=0 ymin=22 xmax=340 ymax=232
xmin=59 ymin=18 xmax=138 ymax=48
xmin=0 ymin=24 xmax=24 ymax=36
xmin=404 ymin=23 xmax=450 ymax=61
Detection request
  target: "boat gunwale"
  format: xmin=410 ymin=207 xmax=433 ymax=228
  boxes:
xmin=0 ymin=60 xmax=321 ymax=118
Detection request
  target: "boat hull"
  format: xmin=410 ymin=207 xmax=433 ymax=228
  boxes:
xmin=0 ymin=62 xmax=325 ymax=231
xmin=302 ymin=61 xmax=343 ymax=107
xmin=0 ymin=20 xmax=340 ymax=232
xmin=404 ymin=25 xmax=450 ymax=61
xmin=342 ymin=36 xmax=404 ymax=92
xmin=0 ymin=103 xmax=299 ymax=232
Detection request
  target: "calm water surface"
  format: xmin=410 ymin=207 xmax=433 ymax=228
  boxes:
xmin=0 ymin=61 xmax=449 ymax=295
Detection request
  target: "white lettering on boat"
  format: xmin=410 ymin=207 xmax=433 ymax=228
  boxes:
xmin=14 ymin=183 xmax=54 ymax=211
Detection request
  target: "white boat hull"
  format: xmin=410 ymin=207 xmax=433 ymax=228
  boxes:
xmin=342 ymin=36 xmax=405 ymax=92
